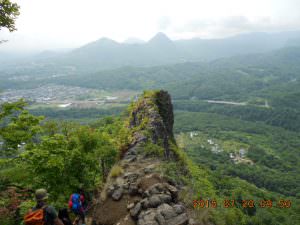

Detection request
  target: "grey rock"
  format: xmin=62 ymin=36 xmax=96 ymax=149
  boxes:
xmin=166 ymin=213 xmax=189 ymax=225
xmin=158 ymin=194 xmax=172 ymax=204
xmin=148 ymin=195 xmax=162 ymax=208
xmin=167 ymin=184 xmax=178 ymax=197
xmin=143 ymin=190 xmax=151 ymax=198
xmin=111 ymin=187 xmax=123 ymax=201
xmin=129 ymin=184 xmax=139 ymax=195
xmin=107 ymin=185 xmax=115 ymax=196
xmin=138 ymin=209 xmax=158 ymax=225
xmin=155 ymin=213 xmax=166 ymax=225
xmin=141 ymin=198 xmax=150 ymax=209
xmin=124 ymin=172 xmax=140 ymax=183
xmin=157 ymin=204 xmax=177 ymax=220
xmin=173 ymin=204 xmax=185 ymax=215
xmin=149 ymin=186 xmax=160 ymax=195
xmin=130 ymin=202 xmax=142 ymax=218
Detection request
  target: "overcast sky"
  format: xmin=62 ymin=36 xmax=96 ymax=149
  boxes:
xmin=1 ymin=0 xmax=300 ymax=52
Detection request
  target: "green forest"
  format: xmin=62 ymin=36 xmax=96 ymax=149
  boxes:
xmin=1 ymin=90 xmax=299 ymax=225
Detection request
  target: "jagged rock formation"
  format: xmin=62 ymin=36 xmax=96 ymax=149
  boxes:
xmin=92 ymin=90 xmax=194 ymax=225
xmin=128 ymin=90 xmax=174 ymax=159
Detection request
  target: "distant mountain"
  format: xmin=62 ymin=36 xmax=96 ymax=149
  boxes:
xmin=176 ymin=30 xmax=300 ymax=60
xmin=147 ymin=32 xmax=173 ymax=46
xmin=58 ymin=30 xmax=300 ymax=71
xmin=2 ymin=30 xmax=300 ymax=72
xmin=54 ymin=32 xmax=184 ymax=71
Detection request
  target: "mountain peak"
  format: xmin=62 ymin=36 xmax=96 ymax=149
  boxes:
xmin=148 ymin=32 xmax=173 ymax=45
xmin=95 ymin=37 xmax=119 ymax=45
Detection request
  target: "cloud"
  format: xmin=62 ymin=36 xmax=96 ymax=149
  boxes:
xmin=157 ymin=17 xmax=172 ymax=31
xmin=173 ymin=16 xmax=300 ymax=38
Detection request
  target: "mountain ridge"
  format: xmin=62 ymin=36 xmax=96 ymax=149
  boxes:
xmin=92 ymin=90 xmax=202 ymax=225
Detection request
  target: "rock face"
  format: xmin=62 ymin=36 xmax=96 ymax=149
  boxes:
xmin=92 ymin=91 xmax=193 ymax=225
xmin=128 ymin=90 xmax=175 ymax=159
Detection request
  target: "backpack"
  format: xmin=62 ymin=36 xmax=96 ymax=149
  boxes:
xmin=71 ymin=193 xmax=82 ymax=213
xmin=24 ymin=207 xmax=46 ymax=225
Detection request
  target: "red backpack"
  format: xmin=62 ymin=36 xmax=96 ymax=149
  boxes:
xmin=24 ymin=206 xmax=46 ymax=225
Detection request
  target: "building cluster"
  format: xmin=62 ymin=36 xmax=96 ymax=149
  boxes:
xmin=0 ymin=85 xmax=96 ymax=103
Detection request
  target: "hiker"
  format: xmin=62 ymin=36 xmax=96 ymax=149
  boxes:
xmin=68 ymin=191 xmax=86 ymax=225
xmin=24 ymin=188 xmax=64 ymax=225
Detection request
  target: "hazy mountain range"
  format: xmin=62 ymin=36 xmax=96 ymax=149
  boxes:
xmin=1 ymin=30 xmax=300 ymax=72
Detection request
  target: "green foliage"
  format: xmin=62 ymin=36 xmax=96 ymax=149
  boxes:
xmin=0 ymin=100 xmax=44 ymax=156
xmin=0 ymin=99 xmax=26 ymax=120
xmin=19 ymin=124 xmax=117 ymax=198
xmin=0 ymin=101 xmax=122 ymax=224
xmin=29 ymin=106 xmax=124 ymax=121
xmin=0 ymin=0 xmax=20 ymax=32
xmin=175 ymin=111 xmax=300 ymax=225
xmin=19 ymin=200 xmax=35 ymax=218
xmin=174 ymin=111 xmax=300 ymax=197
xmin=143 ymin=142 xmax=164 ymax=157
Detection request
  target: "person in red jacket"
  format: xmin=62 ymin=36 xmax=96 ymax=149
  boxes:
xmin=68 ymin=191 xmax=85 ymax=225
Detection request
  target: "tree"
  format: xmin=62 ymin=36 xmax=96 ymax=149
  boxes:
xmin=0 ymin=100 xmax=44 ymax=156
xmin=0 ymin=0 xmax=20 ymax=31
xmin=0 ymin=0 xmax=20 ymax=43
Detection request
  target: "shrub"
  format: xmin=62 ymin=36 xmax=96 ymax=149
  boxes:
xmin=109 ymin=165 xmax=124 ymax=178
xmin=143 ymin=142 xmax=164 ymax=157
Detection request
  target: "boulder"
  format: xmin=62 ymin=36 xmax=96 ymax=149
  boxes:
xmin=130 ymin=202 xmax=142 ymax=218
xmin=155 ymin=213 xmax=166 ymax=225
xmin=112 ymin=187 xmax=123 ymax=201
xmin=166 ymin=213 xmax=189 ymax=225
xmin=148 ymin=195 xmax=162 ymax=208
xmin=107 ymin=185 xmax=115 ymax=196
xmin=173 ymin=204 xmax=185 ymax=215
xmin=138 ymin=209 xmax=159 ymax=225
xmin=157 ymin=203 xmax=177 ymax=220
xmin=158 ymin=194 xmax=172 ymax=204
xmin=167 ymin=184 xmax=178 ymax=198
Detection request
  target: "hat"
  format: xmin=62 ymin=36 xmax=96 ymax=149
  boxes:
xmin=35 ymin=189 xmax=49 ymax=201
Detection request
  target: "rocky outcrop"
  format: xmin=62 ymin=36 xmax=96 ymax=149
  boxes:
xmin=128 ymin=90 xmax=175 ymax=159
xmin=92 ymin=91 xmax=194 ymax=225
